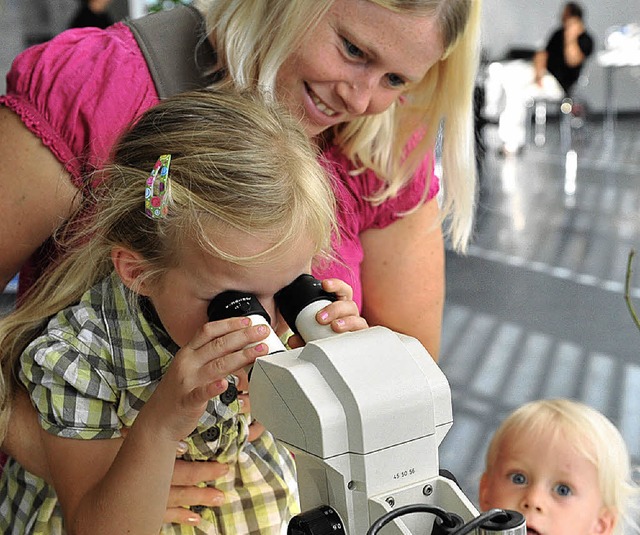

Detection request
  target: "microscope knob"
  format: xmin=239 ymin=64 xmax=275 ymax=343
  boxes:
xmin=287 ymin=505 xmax=346 ymax=535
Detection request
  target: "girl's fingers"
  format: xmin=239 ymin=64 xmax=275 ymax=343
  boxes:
xmin=320 ymin=277 xmax=354 ymax=300
xmin=187 ymin=316 xmax=270 ymax=352
xmin=315 ymin=299 xmax=361 ymax=326
xmin=177 ymin=319 xmax=272 ymax=383
xmin=329 ymin=315 xmax=369 ymax=333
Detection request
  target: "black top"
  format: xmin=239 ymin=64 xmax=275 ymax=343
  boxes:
xmin=545 ymin=27 xmax=594 ymax=94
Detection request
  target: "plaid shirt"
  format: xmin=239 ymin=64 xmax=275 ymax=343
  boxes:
xmin=0 ymin=273 xmax=298 ymax=534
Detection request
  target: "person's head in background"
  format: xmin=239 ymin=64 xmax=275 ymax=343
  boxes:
xmin=562 ymin=2 xmax=584 ymax=24
xmin=479 ymin=399 xmax=640 ymax=535
xmin=204 ymin=0 xmax=482 ymax=250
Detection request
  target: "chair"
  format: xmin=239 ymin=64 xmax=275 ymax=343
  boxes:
xmin=526 ymin=64 xmax=591 ymax=152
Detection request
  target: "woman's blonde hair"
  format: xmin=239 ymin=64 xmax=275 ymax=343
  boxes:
xmin=485 ymin=399 xmax=640 ymax=534
xmin=0 ymin=88 xmax=336 ymax=443
xmin=200 ymin=0 xmax=481 ymax=252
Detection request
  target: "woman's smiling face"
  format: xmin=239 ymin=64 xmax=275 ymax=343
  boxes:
xmin=275 ymin=0 xmax=444 ymax=136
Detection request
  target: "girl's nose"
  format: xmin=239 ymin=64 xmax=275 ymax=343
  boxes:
xmin=260 ymin=297 xmax=278 ymax=330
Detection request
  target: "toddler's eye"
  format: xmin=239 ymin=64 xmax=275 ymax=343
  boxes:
xmin=342 ymin=38 xmax=364 ymax=59
xmin=510 ymin=472 xmax=527 ymax=485
xmin=554 ymin=483 xmax=572 ymax=497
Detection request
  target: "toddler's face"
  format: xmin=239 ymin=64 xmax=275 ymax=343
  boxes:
xmin=142 ymin=227 xmax=315 ymax=347
xmin=479 ymin=428 xmax=614 ymax=535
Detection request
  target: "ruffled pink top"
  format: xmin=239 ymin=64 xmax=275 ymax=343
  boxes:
xmin=1 ymin=23 xmax=439 ymax=309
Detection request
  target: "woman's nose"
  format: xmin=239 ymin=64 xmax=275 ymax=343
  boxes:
xmin=337 ymin=77 xmax=374 ymax=116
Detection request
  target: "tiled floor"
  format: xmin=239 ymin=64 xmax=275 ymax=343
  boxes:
xmin=440 ymin=118 xmax=640 ymax=505
xmin=2 ymin=0 xmax=640 ymax=520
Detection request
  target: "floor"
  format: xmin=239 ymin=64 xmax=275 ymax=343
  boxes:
xmin=2 ymin=0 xmax=640 ymax=520
xmin=440 ymin=118 xmax=640 ymax=506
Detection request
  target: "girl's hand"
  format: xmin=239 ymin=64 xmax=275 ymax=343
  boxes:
xmin=145 ymin=316 xmax=272 ymax=442
xmin=287 ymin=278 xmax=368 ymax=348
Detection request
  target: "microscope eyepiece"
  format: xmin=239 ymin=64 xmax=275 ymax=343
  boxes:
xmin=208 ymin=291 xmax=271 ymax=323
xmin=275 ymin=274 xmax=337 ymax=341
xmin=477 ymin=509 xmax=526 ymax=534
xmin=208 ymin=290 xmax=285 ymax=355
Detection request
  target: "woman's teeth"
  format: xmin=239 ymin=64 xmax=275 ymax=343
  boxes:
xmin=310 ymin=92 xmax=336 ymax=117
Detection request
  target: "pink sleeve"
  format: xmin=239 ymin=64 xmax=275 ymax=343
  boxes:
xmin=366 ymin=151 xmax=439 ymax=229
xmin=322 ymin=142 xmax=439 ymax=233
xmin=0 ymin=24 xmax=159 ymax=186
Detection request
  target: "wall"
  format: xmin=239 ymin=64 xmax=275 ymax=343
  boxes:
xmin=480 ymin=0 xmax=640 ymax=113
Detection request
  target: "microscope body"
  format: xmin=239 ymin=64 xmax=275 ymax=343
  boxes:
xmin=250 ymin=326 xmax=478 ymax=534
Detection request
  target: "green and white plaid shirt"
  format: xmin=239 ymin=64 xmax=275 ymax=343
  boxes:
xmin=0 ymin=273 xmax=298 ymax=534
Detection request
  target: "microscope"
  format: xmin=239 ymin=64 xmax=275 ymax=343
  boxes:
xmin=209 ymin=275 xmax=525 ymax=535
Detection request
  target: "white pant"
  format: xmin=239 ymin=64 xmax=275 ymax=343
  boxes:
xmin=484 ymin=60 xmax=565 ymax=151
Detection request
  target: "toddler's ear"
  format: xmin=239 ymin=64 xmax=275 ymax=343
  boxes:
xmin=478 ymin=472 xmax=490 ymax=511
xmin=592 ymin=507 xmax=616 ymax=535
xmin=111 ymin=247 xmax=150 ymax=295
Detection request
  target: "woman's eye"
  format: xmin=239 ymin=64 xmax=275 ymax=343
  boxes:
xmin=386 ymin=73 xmax=406 ymax=88
xmin=342 ymin=37 xmax=364 ymax=59
xmin=510 ymin=472 xmax=527 ymax=485
xmin=554 ymin=484 xmax=572 ymax=497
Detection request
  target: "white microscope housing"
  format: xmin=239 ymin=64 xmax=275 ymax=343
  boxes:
xmin=250 ymin=326 xmax=479 ymax=534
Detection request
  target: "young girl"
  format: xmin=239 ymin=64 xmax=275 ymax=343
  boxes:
xmin=479 ymin=399 xmax=640 ymax=535
xmin=0 ymin=88 xmax=367 ymax=534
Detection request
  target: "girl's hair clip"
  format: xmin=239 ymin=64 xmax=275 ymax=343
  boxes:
xmin=145 ymin=154 xmax=171 ymax=219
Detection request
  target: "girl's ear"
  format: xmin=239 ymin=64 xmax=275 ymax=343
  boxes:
xmin=592 ymin=507 xmax=616 ymax=535
xmin=111 ymin=247 xmax=151 ymax=296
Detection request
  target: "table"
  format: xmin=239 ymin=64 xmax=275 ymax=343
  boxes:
xmin=597 ymin=49 xmax=640 ymax=134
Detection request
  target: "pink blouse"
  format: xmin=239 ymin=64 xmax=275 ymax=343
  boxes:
xmin=1 ymin=23 xmax=439 ymax=308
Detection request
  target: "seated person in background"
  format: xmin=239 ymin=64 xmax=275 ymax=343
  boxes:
xmin=479 ymin=399 xmax=640 ymax=535
xmin=484 ymin=2 xmax=594 ymax=154
xmin=68 ymin=0 xmax=114 ymax=29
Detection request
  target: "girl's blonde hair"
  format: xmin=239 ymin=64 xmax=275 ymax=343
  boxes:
xmin=485 ymin=399 xmax=640 ymax=534
xmin=0 ymin=88 xmax=336 ymax=443
xmin=200 ymin=0 xmax=481 ymax=252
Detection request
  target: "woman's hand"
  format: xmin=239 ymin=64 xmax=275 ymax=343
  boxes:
xmin=162 ymin=458 xmax=229 ymax=525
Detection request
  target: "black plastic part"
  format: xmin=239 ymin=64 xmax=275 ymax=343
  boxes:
xmin=439 ymin=468 xmax=459 ymax=486
xmin=274 ymin=274 xmax=337 ymax=335
xmin=432 ymin=512 xmax=465 ymax=534
xmin=219 ymin=382 xmax=238 ymax=405
xmin=288 ymin=505 xmax=346 ymax=535
xmin=208 ymin=290 xmax=270 ymax=323
xmin=478 ymin=510 xmax=526 ymax=531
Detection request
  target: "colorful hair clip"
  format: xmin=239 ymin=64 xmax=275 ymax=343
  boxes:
xmin=145 ymin=154 xmax=171 ymax=219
